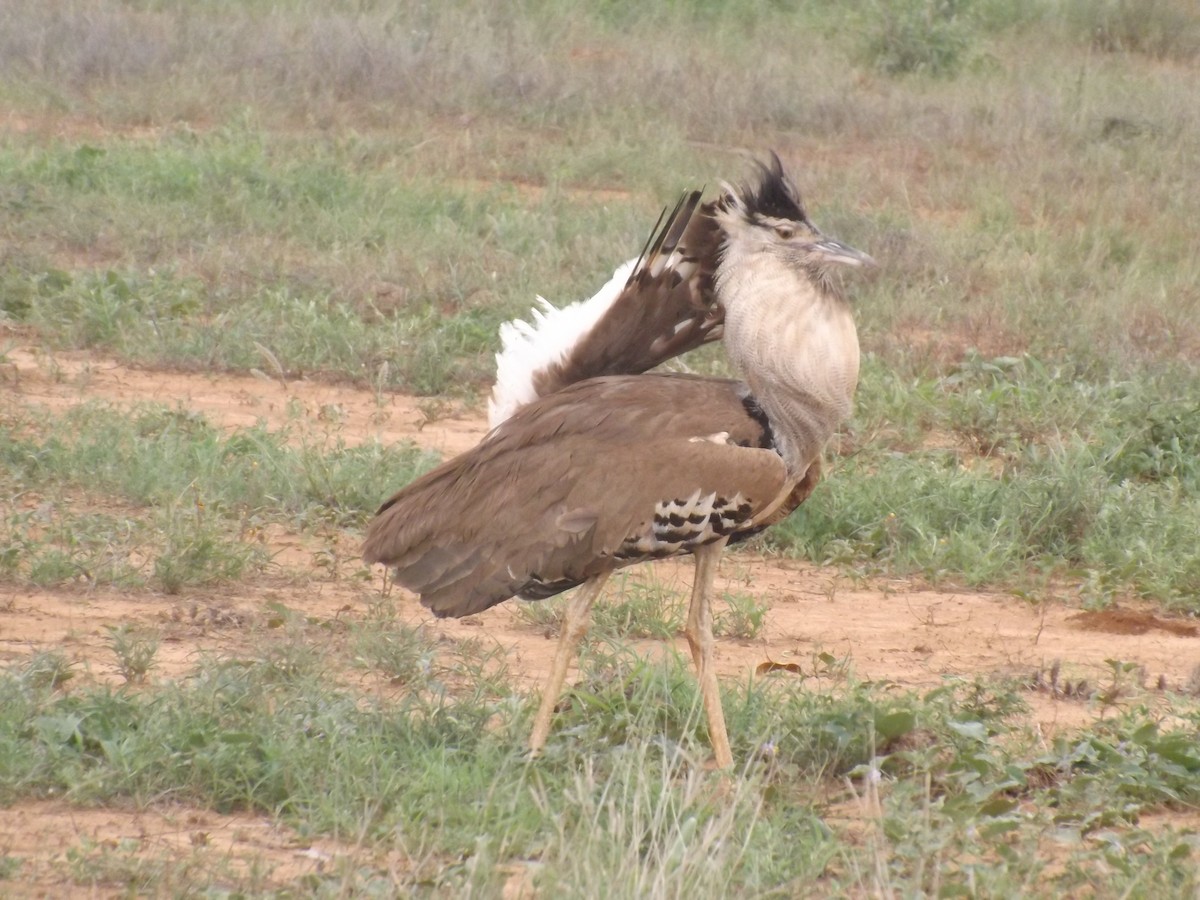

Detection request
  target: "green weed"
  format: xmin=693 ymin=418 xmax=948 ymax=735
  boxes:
xmin=350 ymin=603 xmax=436 ymax=687
xmin=714 ymin=591 xmax=769 ymax=640
xmin=20 ymin=650 xmax=74 ymax=692
xmin=153 ymin=496 xmax=267 ymax=594
xmin=862 ymin=0 xmax=976 ymax=76
xmin=104 ymin=625 xmax=159 ymax=684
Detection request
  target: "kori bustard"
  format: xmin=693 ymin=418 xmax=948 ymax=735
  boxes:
xmin=363 ymin=154 xmax=872 ymax=768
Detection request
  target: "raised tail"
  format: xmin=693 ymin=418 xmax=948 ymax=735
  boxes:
xmin=488 ymin=190 xmax=725 ymax=428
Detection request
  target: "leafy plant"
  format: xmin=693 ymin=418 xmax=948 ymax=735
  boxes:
xmin=714 ymin=591 xmax=769 ymax=640
xmin=105 ymin=625 xmax=159 ymax=684
xmin=153 ymin=496 xmax=267 ymax=594
xmin=863 ymin=0 xmax=976 ymax=76
xmin=22 ymin=650 xmax=75 ymax=691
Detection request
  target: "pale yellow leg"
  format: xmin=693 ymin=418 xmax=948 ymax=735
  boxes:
xmin=684 ymin=538 xmax=734 ymax=770
xmin=528 ymin=573 xmax=611 ymax=757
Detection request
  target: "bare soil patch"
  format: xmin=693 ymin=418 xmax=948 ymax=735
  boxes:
xmin=1 ymin=799 xmax=410 ymax=897
xmin=1069 ymin=607 xmax=1199 ymax=638
xmin=2 ymin=345 xmax=487 ymax=457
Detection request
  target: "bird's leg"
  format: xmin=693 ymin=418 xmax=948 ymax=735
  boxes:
xmin=528 ymin=573 xmax=611 ymax=758
xmin=684 ymin=537 xmax=733 ymax=770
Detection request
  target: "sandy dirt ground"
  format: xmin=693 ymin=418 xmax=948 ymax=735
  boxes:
xmin=3 ymin=343 xmax=1199 ymax=895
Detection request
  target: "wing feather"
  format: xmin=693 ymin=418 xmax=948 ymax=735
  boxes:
xmin=363 ymin=375 xmax=788 ymax=618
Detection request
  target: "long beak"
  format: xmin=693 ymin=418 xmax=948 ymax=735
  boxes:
xmin=813 ymin=238 xmax=876 ymax=269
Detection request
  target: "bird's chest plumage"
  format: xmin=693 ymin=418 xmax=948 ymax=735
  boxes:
xmin=726 ymin=285 xmax=856 ymax=402
xmin=720 ymin=269 xmax=859 ymax=474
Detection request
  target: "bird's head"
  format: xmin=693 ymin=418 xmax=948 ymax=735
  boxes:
xmin=714 ymin=152 xmax=874 ymax=292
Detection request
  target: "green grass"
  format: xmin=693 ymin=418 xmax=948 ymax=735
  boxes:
xmin=757 ymin=354 xmax=1200 ymax=611
xmin=2 ymin=2 xmax=1199 ymax=391
xmin=1 ymin=403 xmax=436 ymax=523
xmin=514 ymin=576 xmax=684 ymax=641
xmin=2 ymin=634 xmax=1198 ymax=896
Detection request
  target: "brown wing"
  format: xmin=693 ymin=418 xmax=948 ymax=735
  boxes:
xmin=528 ymin=193 xmax=725 ymax=398
xmin=362 ymin=375 xmax=788 ymax=618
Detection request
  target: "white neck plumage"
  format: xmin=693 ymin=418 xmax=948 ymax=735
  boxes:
xmin=716 ymin=244 xmax=860 ymax=480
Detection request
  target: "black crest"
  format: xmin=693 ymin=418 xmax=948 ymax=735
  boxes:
xmin=740 ymin=152 xmax=808 ymax=223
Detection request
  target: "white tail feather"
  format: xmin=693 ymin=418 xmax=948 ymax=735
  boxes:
xmin=488 ymin=258 xmax=637 ymax=429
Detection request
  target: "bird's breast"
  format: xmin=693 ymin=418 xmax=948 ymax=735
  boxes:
xmin=725 ymin=292 xmax=859 ymax=412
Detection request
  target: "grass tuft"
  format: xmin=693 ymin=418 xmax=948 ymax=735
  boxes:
xmin=105 ymin=625 xmax=159 ymax=685
xmin=1065 ymin=0 xmax=1200 ymax=60
xmin=714 ymin=591 xmax=769 ymax=640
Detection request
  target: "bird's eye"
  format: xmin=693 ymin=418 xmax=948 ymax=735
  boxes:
xmin=774 ymin=225 xmax=795 ymax=239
